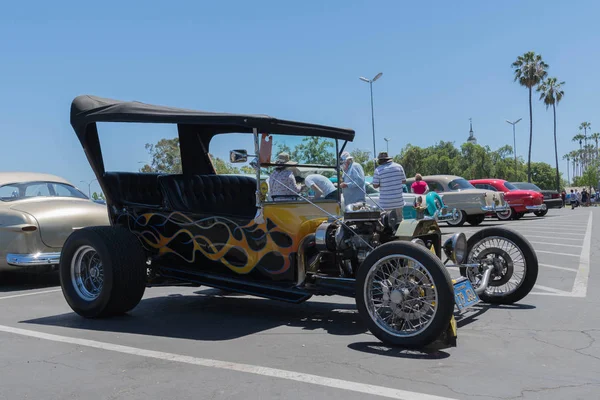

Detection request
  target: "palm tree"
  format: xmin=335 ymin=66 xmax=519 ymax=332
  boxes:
xmin=579 ymin=122 xmax=591 ymax=169
xmin=590 ymin=132 xmax=600 ymax=163
xmin=563 ymin=153 xmax=571 ymax=184
xmin=572 ymin=133 xmax=585 ymax=175
xmin=512 ymin=52 xmax=549 ymax=182
xmin=538 ymin=77 xmax=564 ymax=192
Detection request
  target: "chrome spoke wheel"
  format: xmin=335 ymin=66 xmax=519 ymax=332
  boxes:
xmin=467 ymin=236 xmax=526 ymax=297
xmin=70 ymin=245 xmax=104 ymax=301
xmin=365 ymin=255 xmax=438 ymax=338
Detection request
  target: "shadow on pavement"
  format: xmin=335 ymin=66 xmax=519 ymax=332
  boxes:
xmin=0 ymin=271 xmax=60 ymax=293
xmin=456 ymin=302 xmax=535 ymax=328
xmin=348 ymin=342 xmax=450 ymax=359
xmin=22 ymin=288 xmax=367 ymax=341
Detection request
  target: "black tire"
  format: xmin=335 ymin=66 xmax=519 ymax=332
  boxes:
xmin=446 ymin=210 xmax=466 ymax=227
xmin=534 ymin=209 xmax=548 ymax=217
xmin=496 ymin=207 xmax=514 ymax=221
xmin=466 ymin=214 xmax=485 ymax=226
xmin=355 ymin=241 xmax=454 ymax=348
xmin=513 ymin=212 xmax=525 ymax=220
xmin=59 ymin=226 xmax=147 ymax=318
xmin=462 ymin=227 xmax=538 ymax=304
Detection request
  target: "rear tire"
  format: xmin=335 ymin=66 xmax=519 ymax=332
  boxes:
xmin=355 ymin=241 xmax=454 ymax=348
xmin=59 ymin=226 xmax=147 ymax=318
xmin=534 ymin=209 xmax=548 ymax=217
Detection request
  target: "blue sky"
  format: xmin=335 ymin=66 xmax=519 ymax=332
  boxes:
xmin=1 ymin=0 xmax=598 ymax=195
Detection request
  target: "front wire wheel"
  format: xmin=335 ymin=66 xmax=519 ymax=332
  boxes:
xmin=356 ymin=242 xmax=454 ymax=348
xmin=463 ymin=227 xmax=538 ymax=304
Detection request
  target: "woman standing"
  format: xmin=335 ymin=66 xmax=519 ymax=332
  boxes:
xmin=411 ymin=174 xmax=429 ymax=195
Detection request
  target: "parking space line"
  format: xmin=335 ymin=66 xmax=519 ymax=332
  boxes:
xmin=517 ymin=230 xmax=585 ymax=237
xmin=0 ymin=288 xmax=62 ymax=301
xmin=521 ymin=235 xmax=583 ymax=242
xmin=539 ymin=263 xmax=577 ymax=272
xmin=534 ymin=285 xmax=571 ymax=295
xmin=528 ymin=241 xmax=582 ymax=248
xmin=534 ymin=250 xmax=579 ymax=257
xmin=571 ymin=212 xmax=592 ymax=298
xmin=0 ymin=324 xmax=458 ymax=400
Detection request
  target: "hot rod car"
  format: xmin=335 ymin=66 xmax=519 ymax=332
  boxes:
xmin=59 ymin=95 xmax=539 ymax=348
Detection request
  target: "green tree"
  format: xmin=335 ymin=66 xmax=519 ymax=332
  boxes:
xmin=140 ymin=138 xmax=182 ymax=173
xmin=530 ymin=162 xmax=557 ymax=189
xmin=240 ymin=165 xmax=256 ymax=174
xmin=208 ymin=153 xmax=241 ymax=174
xmin=91 ymin=192 xmax=105 ymax=201
xmin=537 ymin=77 xmax=565 ymax=192
xmin=573 ymin=162 xmax=599 ymax=189
xmin=512 ymin=51 xmax=548 ymax=182
xmin=572 ymin=134 xmax=585 ymax=176
xmin=350 ymin=148 xmax=375 ymax=176
xmin=579 ymin=122 xmax=591 ymax=168
xmin=590 ymin=132 xmax=600 ymax=164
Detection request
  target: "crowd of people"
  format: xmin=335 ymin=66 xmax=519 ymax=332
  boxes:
xmin=564 ymin=187 xmax=596 ymax=209
xmin=266 ymin=150 xmax=422 ymax=225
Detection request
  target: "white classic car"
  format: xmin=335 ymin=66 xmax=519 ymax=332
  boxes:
xmin=0 ymin=172 xmax=110 ymax=272
xmin=404 ymin=175 xmax=509 ymax=226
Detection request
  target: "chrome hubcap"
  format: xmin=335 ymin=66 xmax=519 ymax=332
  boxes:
xmin=365 ymin=255 xmax=438 ymax=338
xmin=70 ymin=245 xmax=104 ymax=301
xmin=467 ymin=237 xmax=526 ymax=296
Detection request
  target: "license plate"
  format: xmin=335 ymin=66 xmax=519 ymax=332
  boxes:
xmin=453 ymin=278 xmax=480 ymax=311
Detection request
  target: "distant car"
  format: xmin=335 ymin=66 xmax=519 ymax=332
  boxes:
xmin=404 ymin=175 xmax=509 ymax=226
xmin=470 ymin=179 xmax=546 ymax=220
xmin=0 ymin=172 xmax=110 ymax=272
xmin=511 ymin=182 xmax=562 ymax=211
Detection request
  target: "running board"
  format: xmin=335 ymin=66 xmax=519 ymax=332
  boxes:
xmin=157 ymin=267 xmax=312 ymax=304
xmin=307 ymin=276 xmax=355 ymax=297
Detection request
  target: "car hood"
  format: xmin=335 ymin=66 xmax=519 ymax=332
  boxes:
xmin=10 ymin=198 xmax=109 ymax=248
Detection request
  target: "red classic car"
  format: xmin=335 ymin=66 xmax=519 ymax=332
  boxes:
xmin=469 ymin=179 xmax=546 ymax=220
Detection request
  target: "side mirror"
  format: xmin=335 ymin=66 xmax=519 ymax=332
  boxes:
xmin=230 ymin=149 xmax=248 ymax=163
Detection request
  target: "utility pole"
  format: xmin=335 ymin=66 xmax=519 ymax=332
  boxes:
xmin=384 ymin=137 xmax=391 ymax=153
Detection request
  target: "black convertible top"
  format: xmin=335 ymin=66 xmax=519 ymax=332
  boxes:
xmin=70 ymin=95 xmax=355 ymax=141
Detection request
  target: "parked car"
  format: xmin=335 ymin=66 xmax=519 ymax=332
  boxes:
xmin=0 ymin=172 xmax=109 ymax=272
xmin=511 ymin=182 xmax=561 ymax=212
xmin=57 ymin=94 xmax=539 ymax=348
xmin=404 ymin=175 xmax=509 ymax=226
xmin=470 ymin=179 xmax=546 ymax=220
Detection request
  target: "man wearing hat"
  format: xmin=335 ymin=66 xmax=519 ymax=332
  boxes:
xmin=372 ymin=152 xmax=406 ymax=220
xmin=339 ymin=151 xmax=366 ymax=205
xmin=268 ymin=152 xmax=300 ymax=201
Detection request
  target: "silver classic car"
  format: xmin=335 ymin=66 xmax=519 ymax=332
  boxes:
xmin=404 ymin=175 xmax=508 ymax=226
xmin=0 ymin=172 xmax=109 ymax=272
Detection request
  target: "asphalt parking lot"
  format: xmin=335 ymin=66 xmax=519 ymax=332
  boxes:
xmin=0 ymin=207 xmax=598 ymax=400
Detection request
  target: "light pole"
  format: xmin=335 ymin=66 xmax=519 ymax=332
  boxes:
xmin=384 ymin=137 xmax=391 ymax=153
xmin=359 ymin=72 xmax=383 ymax=164
xmin=80 ymin=178 xmax=98 ymax=198
xmin=506 ymin=118 xmax=522 ymax=180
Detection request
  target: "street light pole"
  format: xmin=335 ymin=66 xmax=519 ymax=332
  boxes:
xmin=80 ymin=178 xmax=98 ymax=198
xmin=384 ymin=137 xmax=391 ymax=153
xmin=360 ymin=72 xmax=383 ymax=166
xmin=506 ymin=118 xmax=522 ymax=180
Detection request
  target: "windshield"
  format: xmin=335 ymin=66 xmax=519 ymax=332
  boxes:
xmin=513 ymin=182 xmax=541 ymax=191
xmin=0 ymin=181 xmax=88 ymax=202
xmin=504 ymin=182 xmax=518 ymax=191
xmin=448 ymin=178 xmax=475 ymax=191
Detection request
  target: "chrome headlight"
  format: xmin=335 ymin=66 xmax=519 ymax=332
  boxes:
xmin=443 ymin=232 xmax=467 ymax=264
xmin=411 ymin=238 xmax=426 ymax=247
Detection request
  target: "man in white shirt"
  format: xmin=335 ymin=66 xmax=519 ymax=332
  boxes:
xmin=304 ymin=174 xmax=338 ymax=200
xmin=372 ymin=152 xmax=407 ymax=222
